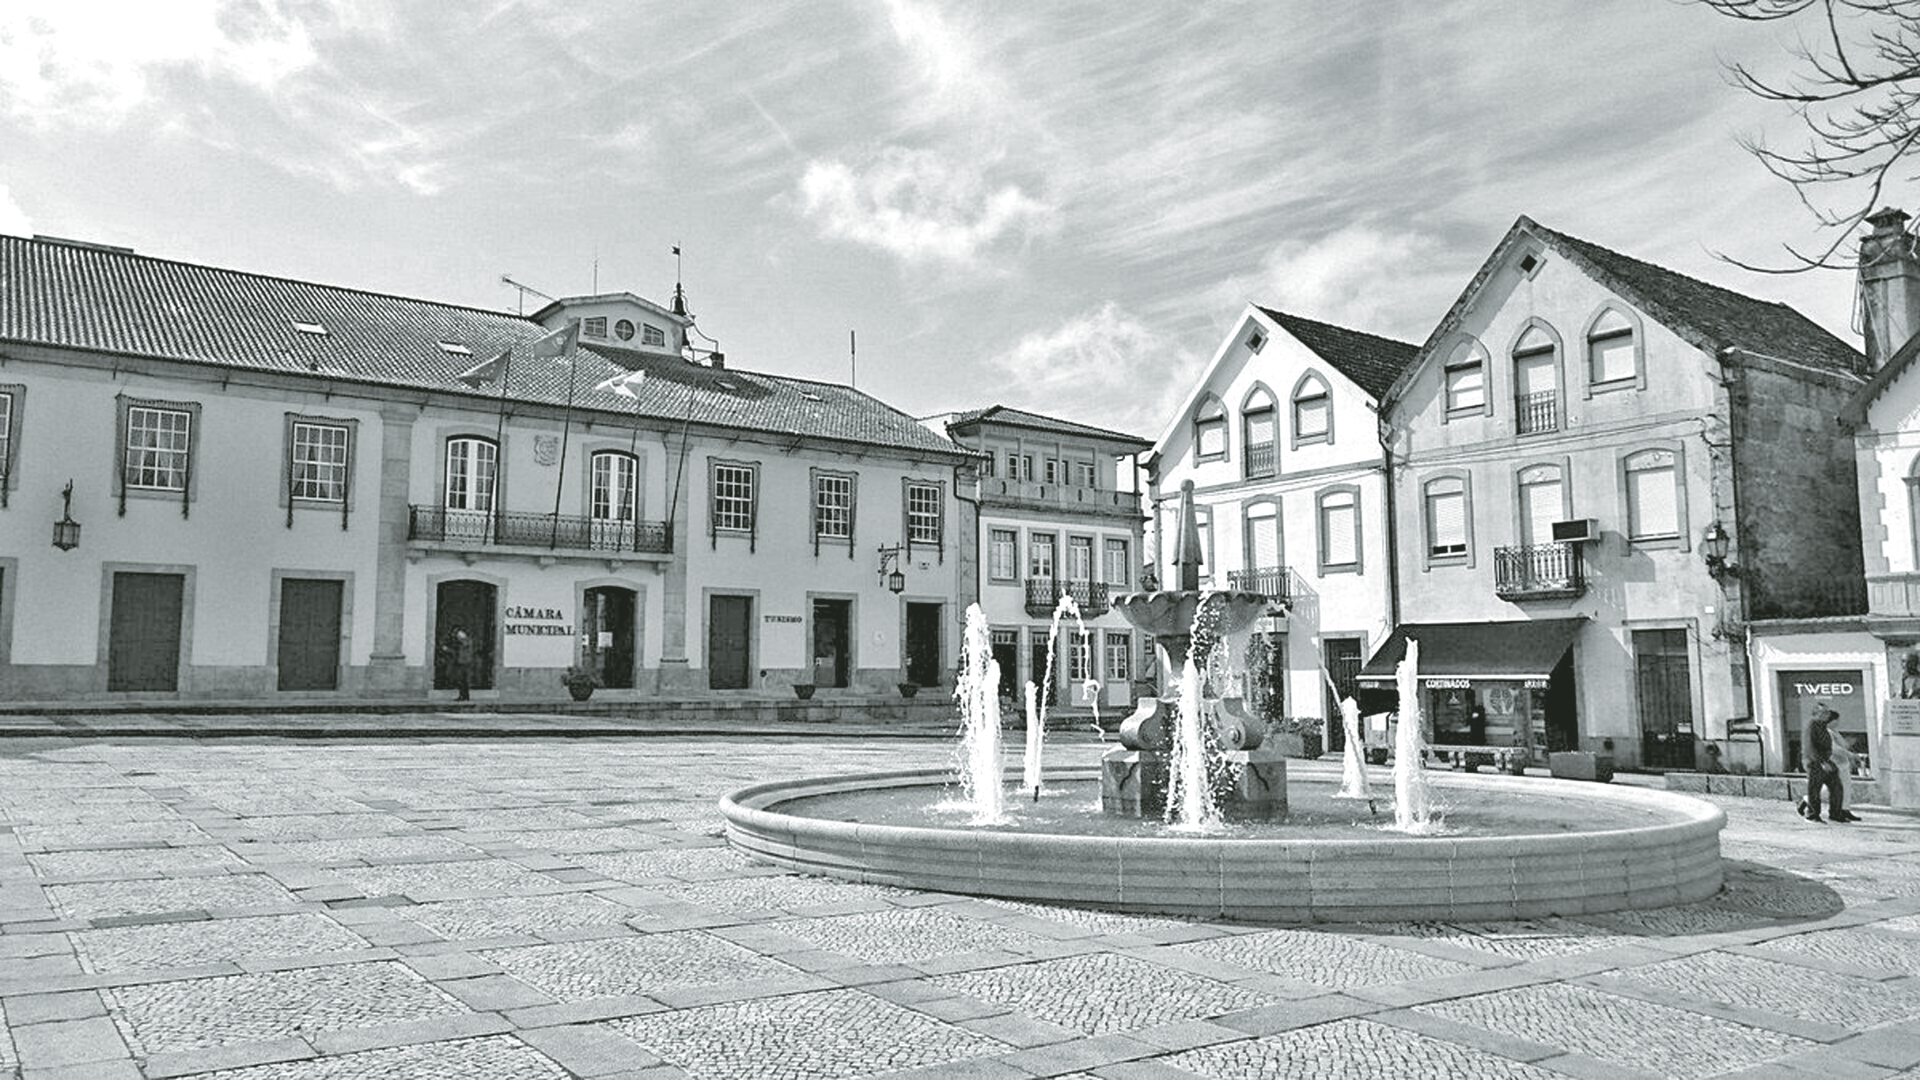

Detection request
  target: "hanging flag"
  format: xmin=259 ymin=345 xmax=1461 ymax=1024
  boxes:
xmin=456 ymin=350 xmax=509 ymax=387
xmin=671 ymin=245 xmax=681 ymax=255
xmin=531 ymin=321 xmax=580 ymax=359
xmin=592 ymin=369 xmax=648 ymax=400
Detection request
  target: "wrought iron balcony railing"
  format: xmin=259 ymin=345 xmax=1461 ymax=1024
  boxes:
xmin=1025 ymin=578 xmax=1111 ymax=617
xmin=409 ymin=505 xmax=671 ymax=555
xmin=1494 ymin=542 xmax=1584 ymax=600
xmin=1515 ymin=391 xmax=1559 ymax=435
xmin=1243 ymin=442 xmax=1276 ymax=479
xmin=1226 ymin=566 xmax=1295 ymax=604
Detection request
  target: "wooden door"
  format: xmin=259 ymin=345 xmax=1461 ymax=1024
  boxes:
xmin=108 ymin=572 xmax=184 ymax=691
xmin=277 ymin=578 xmax=342 ymax=691
xmin=811 ymin=599 xmax=848 ymax=688
xmin=434 ymin=580 xmax=496 ymax=690
xmin=584 ymin=587 xmax=636 ymax=689
xmin=906 ymin=603 xmax=941 ymax=687
xmin=1635 ymin=628 xmax=1694 ymax=768
xmin=710 ymin=595 xmax=752 ymax=690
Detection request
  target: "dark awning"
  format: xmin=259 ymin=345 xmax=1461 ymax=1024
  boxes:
xmin=1357 ymin=618 xmax=1586 ymax=685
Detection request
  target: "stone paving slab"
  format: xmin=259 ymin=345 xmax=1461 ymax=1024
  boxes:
xmin=2 ymin=729 xmax=1919 ymax=1079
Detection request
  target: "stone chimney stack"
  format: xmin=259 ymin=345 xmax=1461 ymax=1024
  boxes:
xmin=1860 ymin=207 xmax=1920 ymax=369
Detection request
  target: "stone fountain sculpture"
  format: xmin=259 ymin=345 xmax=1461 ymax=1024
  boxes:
xmin=1107 ymin=481 xmax=1289 ymax=821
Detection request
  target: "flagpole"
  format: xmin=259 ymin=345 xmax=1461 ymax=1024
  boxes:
xmin=550 ymin=347 xmax=579 ymax=549
xmin=492 ymin=349 xmax=513 ymax=544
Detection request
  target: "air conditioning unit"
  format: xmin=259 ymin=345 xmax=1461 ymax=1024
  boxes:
xmin=1550 ymin=518 xmax=1600 ymax=543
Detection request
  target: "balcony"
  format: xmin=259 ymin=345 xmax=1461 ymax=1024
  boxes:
xmin=977 ymin=478 xmax=1141 ymax=519
xmin=409 ymin=505 xmax=671 ymax=556
xmin=1515 ymin=391 xmax=1559 ymax=435
xmin=1025 ymin=578 xmax=1110 ymax=617
xmin=1243 ymin=442 xmax=1275 ymax=479
xmin=1226 ymin=566 xmax=1295 ymax=604
xmin=1494 ymin=543 xmax=1585 ymax=601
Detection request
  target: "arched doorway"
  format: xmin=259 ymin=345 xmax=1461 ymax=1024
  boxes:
xmin=435 ymin=580 xmax=496 ymax=691
xmin=582 ymin=586 xmax=636 ymax=689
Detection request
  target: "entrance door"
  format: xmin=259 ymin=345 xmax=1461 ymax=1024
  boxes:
xmin=108 ymin=572 xmax=184 ymax=691
xmin=277 ymin=578 xmax=342 ymax=691
xmin=811 ymin=599 xmax=849 ymax=688
xmin=991 ymin=630 xmax=1019 ymax=702
xmin=435 ymin=580 xmax=496 ymax=690
xmin=1634 ymin=628 xmax=1695 ymax=768
xmin=905 ymin=603 xmax=942 ymax=687
xmin=1544 ymin=653 xmax=1578 ymax=753
xmin=710 ymin=595 xmax=752 ymax=690
xmin=582 ymin=586 xmax=636 ymax=689
xmin=1323 ymin=637 xmax=1362 ymax=754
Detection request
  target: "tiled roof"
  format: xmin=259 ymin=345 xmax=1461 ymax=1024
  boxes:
xmin=0 ymin=234 xmax=963 ymax=459
xmin=1255 ymin=307 xmax=1419 ymax=397
xmin=941 ymin=404 xmax=1152 ymax=448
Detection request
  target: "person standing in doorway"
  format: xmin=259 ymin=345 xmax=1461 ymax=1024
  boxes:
xmin=1803 ymin=703 xmax=1848 ymax=823
xmin=447 ymin=627 xmax=476 ymax=702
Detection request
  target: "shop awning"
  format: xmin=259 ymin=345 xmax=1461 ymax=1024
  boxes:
xmin=1357 ymin=618 xmax=1587 ymax=685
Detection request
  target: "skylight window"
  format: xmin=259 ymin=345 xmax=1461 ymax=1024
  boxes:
xmin=291 ymin=319 xmax=328 ymax=336
xmin=436 ymin=341 xmax=472 ymax=355
xmin=801 ymin=391 xmax=822 ymax=402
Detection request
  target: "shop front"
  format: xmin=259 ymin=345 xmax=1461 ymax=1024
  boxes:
xmin=1357 ymin=618 xmax=1585 ymax=765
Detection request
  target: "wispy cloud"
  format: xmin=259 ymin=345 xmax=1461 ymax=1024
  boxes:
xmin=796 ymin=146 xmax=1056 ymax=270
xmin=0 ymin=182 xmax=31 ymax=235
xmin=1208 ymin=225 xmax=1459 ymax=344
xmin=985 ymin=301 xmax=1202 ymax=437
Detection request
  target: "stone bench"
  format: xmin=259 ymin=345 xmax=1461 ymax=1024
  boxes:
xmin=1428 ymin=743 xmax=1526 ymax=774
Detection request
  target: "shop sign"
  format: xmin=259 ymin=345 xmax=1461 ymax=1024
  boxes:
xmin=1779 ymin=668 xmax=1868 ymax=733
xmin=504 ymin=606 xmax=572 ymax=636
xmin=1424 ymin=678 xmax=1471 ymax=688
xmin=765 ymin=615 xmax=802 ymax=624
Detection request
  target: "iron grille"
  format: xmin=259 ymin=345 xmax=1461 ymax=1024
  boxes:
xmin=410 ymin=505 xmax=671 ymax=554
xmin=1493 ymin=543 xmax=1584 ymax=600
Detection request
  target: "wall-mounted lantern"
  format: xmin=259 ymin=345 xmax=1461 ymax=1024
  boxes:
xmin=1701 ymin=521 xmax=1738 ymax=580
xmin=52 ymin=480 xmax=81 ymax=551
xmin=876 ymin=543 xmax=906 ymax=594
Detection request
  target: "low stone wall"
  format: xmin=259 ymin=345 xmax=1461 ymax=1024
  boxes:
xmin=1665 ymin=771 xmax=1885 ymax=805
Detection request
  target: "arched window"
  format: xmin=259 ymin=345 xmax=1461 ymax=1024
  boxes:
xmin=1908 ymin=455 xmax=1920 ymax=570
xmin=1242 ymin=388 xmax=1276 ymax=478
xmin=1316 ymin=486 xmax=1361 ymax=574
xmin=1194 ymin=397 xmax=1227 ymax=462
xmin=1242 ymin=500 xmax=1282 ymax=595
xmin=1518 ymin=464 xmax=1565 ymax=547
xmin=1444 ymin=339 xmax=1489 ymax=417
xmin=590 ymin=451 xmax=638 ymax=522
xmin=1423 ymin=475 xmax=1470 ymax=559
xmin=1512 ymin=325 xmax=1559 ymax=435
xmin=1292 ymin=373 xmax=1332 ymax=445
xmin=444 ymin=437 xmax=497 ymax=512
xmin=1588 ymin=307 xmax=1638 ymax=387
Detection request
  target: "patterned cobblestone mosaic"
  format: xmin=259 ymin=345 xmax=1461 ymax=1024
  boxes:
xmin=195 ymin=1034 xmax=570 ymax=1079
xmin=482 ymin=930 xmax=800 ymax=1000
xmin=13 ymin=820 xmax=212 ymax=850
xmin=773 ymin=908 xmax=1053 ymax=964
xmin=332 ymin=858 xmax=565 ymax=899
xmin=605 ymin=987 xmax=1004 ymax=1079
xmin=432 ymin=807 xmax=600 ymax=831
xmin=1371 ymin=919 xmax=1636 ymax=961
xmin=1417 ymin=982 xmax=1814 ymax=1078
xmin=107 ymin=961 xmax=469 ymax=1054
xmin=639 ymin=874 xmax=907 ymax=914
xmin=1751 ymin=924 xmax=1920 ymax=975
xmin=981 ymin=898 xmax=1199 ymax=935
xmin=1580 ymin=901 xmax=1770 ymax=936
xmin=27 ymin=844 xmax=246 ymax=879
xmin=0 ymin=1000 xmax=13 ymax=1072
xmin=1605 ymin=949 xmax=1920 ymax=1027
xmin=393 ymin=893 xmax=637 ymax=939
xmin=47 ymin=874 xmax=302 ymax=920
xmin=572 ymin=846 xmax=753 ymax=882
xmin=1714 ymin=870 xmax=1847 ymax=917
xmin=249 ymin=834 xmax=483 ymax=865
xmin=223 ymin=812 xmax=420 ymax=838
xmin=929 ymin=951 xmax=1276 ymax=1034
xmin=1175 ymin=927 xmax=1480 ymax=988
xmin=189 ymin=791 xmax=372 ymax=817
xmin=72 ymin=913 xmax=369 ymax=972
xmin=1169 ymin=1016 xmax=1565 ymax=1079
xmin=479 ymin=826 xmax=671 ymax=853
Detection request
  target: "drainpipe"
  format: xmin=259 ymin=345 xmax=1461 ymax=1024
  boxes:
xmin=1375 ymin=410 xmax=1402 ymax=631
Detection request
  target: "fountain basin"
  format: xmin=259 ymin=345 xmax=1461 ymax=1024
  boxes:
xmin=720 ymin=767 xmax=1726 ymax=923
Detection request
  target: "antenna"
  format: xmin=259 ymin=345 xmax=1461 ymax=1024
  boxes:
xmin=850 ymin=329 xmax=857 ymax=387
xmin=500 ymin=274 xmax=556 ymax=317
xmin=670 ymin=245 xmax=689 ymax=318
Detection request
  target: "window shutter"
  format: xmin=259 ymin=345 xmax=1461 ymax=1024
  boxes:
xmin=1630 ymin=465 xmax=1678 ymax=537
xmin=1429 ymin=487 xmax=1465 ymax=550
xmin=1248 ymin=509 xmax=1280 ymax=569
xmin=1521 ymin=478 xmax=1560 ymax=546
xmin=1324 ymin=500 xmax=1356 ymax=565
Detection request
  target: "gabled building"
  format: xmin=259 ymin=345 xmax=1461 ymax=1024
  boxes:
xmin=934 ymin=405 xmax=1151 ymax=711
xmin=1146 ymin=304 xmax=1418 ymax=727
xmin=1370 ymin=216 xmax=1866 ymax=771
xmin=0 ymin=233 xmax=971 ymax=702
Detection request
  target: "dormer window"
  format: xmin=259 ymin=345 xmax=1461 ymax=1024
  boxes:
xmin=1194 ymin=397 xmax=1227 ymax=463
xmin=583 ymin=316 xmax=608 ymax=339
xmin=291 ymin=319 xmax=328 ymax=336
xmin=1444 ymin=340 xmax=1489 ymax=417
xmin=642 ymin=323 xmax=666 ymax=347
xmin=1242 ymin=388 xmax=1276 ymax=479
xmin=614 ymin=319 xmax=635 ymax=341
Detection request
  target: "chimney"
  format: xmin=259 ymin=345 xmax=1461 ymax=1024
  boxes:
xmin=1860 ymin=207 xmax=1920 ymax=369
xmin=708 ymin=350 xmax=725 ymax=370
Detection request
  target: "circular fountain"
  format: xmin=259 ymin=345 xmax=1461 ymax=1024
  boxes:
xmin=720 ymin=482 xmax=1725 ymax=922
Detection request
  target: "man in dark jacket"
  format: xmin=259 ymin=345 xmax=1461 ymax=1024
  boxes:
xmin=1803 ymin=704 xmax=1851 ymax=822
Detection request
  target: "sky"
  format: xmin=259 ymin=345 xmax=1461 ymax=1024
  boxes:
xmin=0 ymin=1 xmax=1882 ymax=440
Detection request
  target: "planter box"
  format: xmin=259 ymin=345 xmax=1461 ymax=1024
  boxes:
xmin=1548 ymin=751 xmax=1614 ymax=783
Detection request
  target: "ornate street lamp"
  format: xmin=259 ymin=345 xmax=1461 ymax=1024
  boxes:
xmin=52 ymin=480 xmax=81 ymax=551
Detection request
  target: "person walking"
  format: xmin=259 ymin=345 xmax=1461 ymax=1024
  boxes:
xmin=1803 ymin=704 xmax=1848 ymax=823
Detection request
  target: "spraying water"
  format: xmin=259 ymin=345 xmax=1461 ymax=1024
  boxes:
xmin=956 ymin=604 xmax=1007 ymax=823
xmin=1022 ymin=593 xmax=1090 ymax=797
xmin=1391 ymin=638 xmax=1440 ymax=832
xmin=1336 ymin=696 xmax=1374 ymax=805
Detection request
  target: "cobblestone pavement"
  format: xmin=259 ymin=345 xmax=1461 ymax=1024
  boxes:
xmin=2 ymin=731 xmax=1919 ymax=1079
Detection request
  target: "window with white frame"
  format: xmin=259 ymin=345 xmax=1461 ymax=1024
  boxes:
xmin=1518 ymin=464 xmax=1564 ymax=547
xmin=1103 ymin=538 xmax=1130 ymax=589
xmin=1193 ymin=506 xmax=1213 ymax=582
xmin=290 ymin=420 xmax=349 ymax=502
xmin=444 ymin=437 xmax=497 ymax=512
xmin=1067 ymin=632 xmax=1092 ymax=681
xmin=1444 ymin=341 xmax=1488 ymax=415
xmin=1513 ymin=327 xmax=1559 ymax=435
xmin=1029 ymin=532 xmax=1056 ymax=579
xmin=1625 ymin=449 xmax=1679 ymax=540
xmin=1104 ymin=632 xmax=1131 ymax=682
xmin=1424 ymin=476 xmax=1469 ymax=558
xmin=813 ymin=471 xmax=854 ymax=540
xmin=1067 ymin=536 xmax=1093 ymax=582
xmin=591 ymin=451 xmax=638 ymax=521
xmin=1588 ymin=308 xmax=1637 ymax=386
xmin=711 ymin=461 xmax=756 ymax=533
xmin=906 ymin=481 xmax=942 ymax=544
xmin=126 ymin=404 xmax=193 ymax=491
xmin=1075 ymin=460 xmax=1097 ymax=488
xmin=1293 ymin=374 xmax=1331 ymax=443
xmin=1243 ymin=388 xmax=1277 ymax=478
xmin=1044 ymin=458 xmax=1059 ymax=484
xmin=642 ymin=323 xmax=666 ymax=348
xmin=1318 ymin=487 xmax=1360 ymax=572
xmin=1245 ymin=501 xmax=1281 ymax=571
xmin=1194 ymin=397 xmax=1227 ymax=461
xmin=990 ymin=528 xmax=1018 ymax=581
xmin=0 ymin=386 xmax=17 ymax=494
xmin=583 ymin=316 xmax=608 ymax=339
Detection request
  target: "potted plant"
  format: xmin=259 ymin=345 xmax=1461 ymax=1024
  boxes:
xmin=561 ymin=665 xmax=599 ymax=701
xmin=793 ymin=683 xmax=816 ymax=700
xmin=897 ymin=681 xmax=920 ymax=699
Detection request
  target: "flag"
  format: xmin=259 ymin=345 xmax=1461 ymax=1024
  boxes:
xmin=671 ymin=245 xmax=680 ymax=255
xmin=592 ymin=369 xmax=647 ymax=400
xmin=531 ymin=321 xmax=580 ymax=359
xmin=456 ymin=350 xmax=509 ymax=387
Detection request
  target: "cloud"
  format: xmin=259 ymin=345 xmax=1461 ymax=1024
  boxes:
xmin=0 ymin=183 xmax=30 ymax=235
xmin=985 ymin=301 xmax=1202 ymax=437
xmin=796 ymin=146 xmax=1056 ymax=269
xmin=1209 ymin=226 xmax=1463 ymax=344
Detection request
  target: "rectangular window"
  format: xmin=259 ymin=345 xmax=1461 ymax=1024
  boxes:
xmin=990 ymin=529 xmax=1018 ymax=581
xmin=1067 ymin=632 xmax=1091 ymax=681
xmin=592 ymin=452 xmax=638 ymax=521
xmin=125 ymin=405 xmax=193 ymax=491
xmin=1445 ymin=360 xmax=1485 ymax=413
xmin=1103 ymin=632 xmax=1132 ymax=682
xmin=1075 ymin=461 xmax=1096 ymax=488
xmin=0 ymin=389 xmax=14 ymax=487
xmin=1029 ymin=533 xmax=1056 ymax=579
xmin=1627 ymin=450 xmax=1680 ymax=540
xmin=1320 ymin=490 xmax=1358 ymax=570
xmin=583 ymin=316 xmax=608 ymax=339
xmin=642 ymin=323 xmax=666 ymax=347
xmin=1590 ymin=330 xmax=1635 ymax=384
xmin=980 ymin=455 xmax=994 ymax=478
xmin=1246 ymin=505 xmax=1281 ymax=569
xmin=1295 ymin=393 xmax=1329 ymax=441
xmin=444 ymin=437 xmax=497 ymax=512
xmin=1514 ymin=350 xmax=1558 ymax=435
xmin=1006 ymin=452 xmax=1018 ymax=478
xmin=906 ymin=482 xmax=942 ymax=544
xmin=1021 ymin=455 xmax=1034 ymax=480
xmin=1103 ymin=538 xmax=1130 ymax=588
xmin=290 ymin=420 xmax=349 ymax=501
xmin=712 ymin=462 xmax=756 ymax=533
xmin=1426 ymin=480 xmax=1468 ymax=557
xmin=813 ymin=472 xmax=853 ymax=539
xmin=1067 ymin=536 xmax=1093 ymax=582
xmin=1044 ymin=458 xmax=1058 ymax=484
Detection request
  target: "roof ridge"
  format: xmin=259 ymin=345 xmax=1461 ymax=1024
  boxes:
xmin=1259 ymin=306 xmax=1420 ymax=351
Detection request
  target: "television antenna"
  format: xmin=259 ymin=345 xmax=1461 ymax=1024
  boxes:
xmin=500 ymin=274 xmax=556 ymax=316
